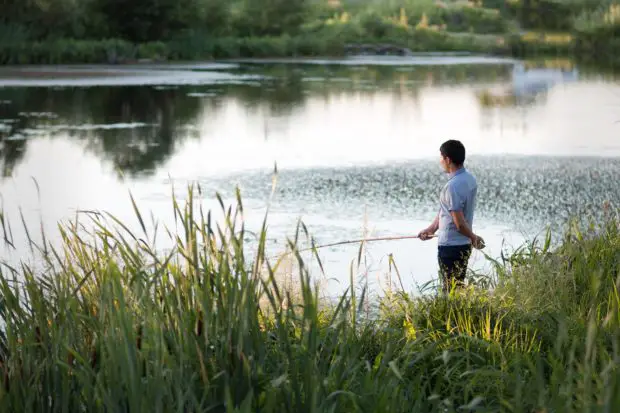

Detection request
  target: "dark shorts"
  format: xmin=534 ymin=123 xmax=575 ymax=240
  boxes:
xmin=438 ymin=244 xmax=472 ymax=291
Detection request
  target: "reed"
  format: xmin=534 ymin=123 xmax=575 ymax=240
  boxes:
xmin=0 ymin=182 xmax=619 ymax=412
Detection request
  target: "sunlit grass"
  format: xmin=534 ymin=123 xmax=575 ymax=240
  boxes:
xmin=520 ymin=31 xmax=574 ymax=45
xmin=0 ymin=180 xmax=619 ymax=412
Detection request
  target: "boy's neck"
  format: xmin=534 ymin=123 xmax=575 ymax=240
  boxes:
xmin=448 ymin=164 xmax=463 ymax=174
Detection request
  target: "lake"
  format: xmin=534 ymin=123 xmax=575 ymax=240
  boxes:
xmin=1 ymin=56 xmax=619 ymax=296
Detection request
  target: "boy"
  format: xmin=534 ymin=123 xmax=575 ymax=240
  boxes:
xmin=418 ymin=140 xmax=485 ymax=292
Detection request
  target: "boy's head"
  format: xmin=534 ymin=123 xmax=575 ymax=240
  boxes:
xmin=439 ymin=139 xmax=466 ymax=172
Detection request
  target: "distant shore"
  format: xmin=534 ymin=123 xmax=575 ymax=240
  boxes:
xmin=0 ymin=31 xmax=584 ymax=67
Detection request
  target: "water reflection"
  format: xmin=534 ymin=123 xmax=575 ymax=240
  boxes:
xmin=511 ymin=63 xmax=578 ymax=97
xmin=0 ymin=87 xmax=204 ymax=177
xmin=0 ymin=63 xmax=516 ymax=178
xmin=0 ymin=59 xmax=618 ymax=293
xmin=475 ymin=59 xmax=582 ymax=108
xmin=0 ymin=130 xmax=26 ymax=177
xmin=0 ymin=60 xmax=617 ymax=181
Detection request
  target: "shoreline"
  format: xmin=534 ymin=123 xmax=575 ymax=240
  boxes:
xmin=0 ymin=31 xmax=589 ymax=67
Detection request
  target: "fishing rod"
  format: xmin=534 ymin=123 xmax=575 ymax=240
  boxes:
xmin=307 ymin=234 xmax=435 ymax=251
xmin=272 ymin=234 xmax=437 ymax=259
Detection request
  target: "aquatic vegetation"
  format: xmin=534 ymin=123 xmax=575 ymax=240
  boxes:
xmin=0 ymin=184 xmax=619 ymax=412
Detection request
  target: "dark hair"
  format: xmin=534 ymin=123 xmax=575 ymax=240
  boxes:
xmin=439 ymin=140 xmax=466 ymax=166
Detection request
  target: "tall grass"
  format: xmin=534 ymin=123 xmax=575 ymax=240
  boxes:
xmin=0 ymin=182 xmax=619 ymax=412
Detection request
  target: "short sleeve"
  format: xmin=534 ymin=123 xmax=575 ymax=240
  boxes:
xmin=443 ymin=183 xmax=464 ymax=212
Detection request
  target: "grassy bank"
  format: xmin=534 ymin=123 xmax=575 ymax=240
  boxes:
xmin=0 ymin=186 xmax=619 ymax=412
xmin=0 ymin=32 xmax=511 ymax=65
xmin=0 ymin=29 xmax=583 ymax=66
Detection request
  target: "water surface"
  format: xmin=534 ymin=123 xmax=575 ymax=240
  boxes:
xmin=1 ymin=57 xmax=619 ymax=295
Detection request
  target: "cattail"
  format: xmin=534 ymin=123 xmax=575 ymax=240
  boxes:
xmin=90 ymin=347 xmax=99 ymax=370
xmin=136 ymin=325 xmax=143 ymax=351
xmin=195 ymin=310 xmax=204 ymax=337
xmin=2 ymin=364 xmax=8 ymax=393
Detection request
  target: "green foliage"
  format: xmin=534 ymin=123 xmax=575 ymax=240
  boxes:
xmin=509 ymin=0 xmax=604 ymax=30
xmin=0 ymin=30 xmax=511 ymax=65
xmin=0 ymin=0 xmax=92 ymax=39
xmin=0 ymin=24 xmax=32 ymax=47
xmin=442 ymin=4 xmax=512 ymax=33
xmin=0 ymin=39 xmax=129 ymax=65
xmin=496 ymin=216 xmax=620 ymax=323
xmin=0 ymin=185 xmax=619 ymax=411
xmin=0 ymin=0 xmax=618 ymax=66
xmin=91 ymin=0 xmax=203 ymax=42
xmin=0 ymin=39 xmax=167 ymax=65
xmin=573 ymin=1 xmax=620 ymax=63
xmin=508 ymin=31 xmax=575 ymax=57
xmin=201 ymin=0 xmax=234 ymax=36
xmin=231 ymin=0 xmax=308 ymax=37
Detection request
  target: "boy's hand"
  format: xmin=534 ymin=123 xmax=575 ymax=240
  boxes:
xmin=418 ymin=229 xmax=434 ymax=241
xmin=472 ymin=235 xmax=485 ymax=249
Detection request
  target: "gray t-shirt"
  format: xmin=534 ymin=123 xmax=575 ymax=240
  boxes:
xmin=437 ymin=167 xmax=477 ymax=246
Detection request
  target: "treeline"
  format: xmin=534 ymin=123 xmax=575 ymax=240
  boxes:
xmin=0 ymin=0 xmax=618 ymax=64
xmin=1 ymin=0 xmax=306 ymax=42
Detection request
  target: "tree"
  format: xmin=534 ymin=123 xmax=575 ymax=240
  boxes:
xmin=233 ymin=0 xmax=308 ymax=36
xmin=93 ymin=0 xmax=203 ymax=42
xmin=1 ymin=0 xmax=91 ymax=40
xmin=201 ymin=0 xmax=233 ymax=35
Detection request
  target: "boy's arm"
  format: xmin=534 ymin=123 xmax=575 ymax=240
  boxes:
xmin=450 ymin=211 xmax=484 ymax=249
xmin=427 ymin=214 xmax=439 ymax=233
xmin=418 ymin=213 xmax=439 ymax=240
xmin=444 ymin=184 xmax=485 ymax=249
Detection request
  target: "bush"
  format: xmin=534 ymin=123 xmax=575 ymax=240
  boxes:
xmin=511 ymin=0 xmax=604 ymax=31
xmin=231 ymin=0 xmax=308 ymax=37
xmin=441 ymin=4 xmax=512 ymax=33
xmin=507 ymin=30 xmax=575 ymax=57
xmin=0 ymin=39 xmax=132 ymax=65
xmin=573 ymin=2 xmax=620 ymax=64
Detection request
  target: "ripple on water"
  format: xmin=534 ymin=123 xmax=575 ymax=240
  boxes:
xmin=195 ymin=155 xmax=620 ymax=236
xmin=186 ymin=92 xmax=219 ymax=98
xmin=20 ymin=128 xmax=47 ymax=136
xmin=45 ymin=123 xmax=155 ymax=131
xmin=18 ymin=112 xmax=58 ymax=119
xmin=0 ymin=68 xmax=266 ymax=88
